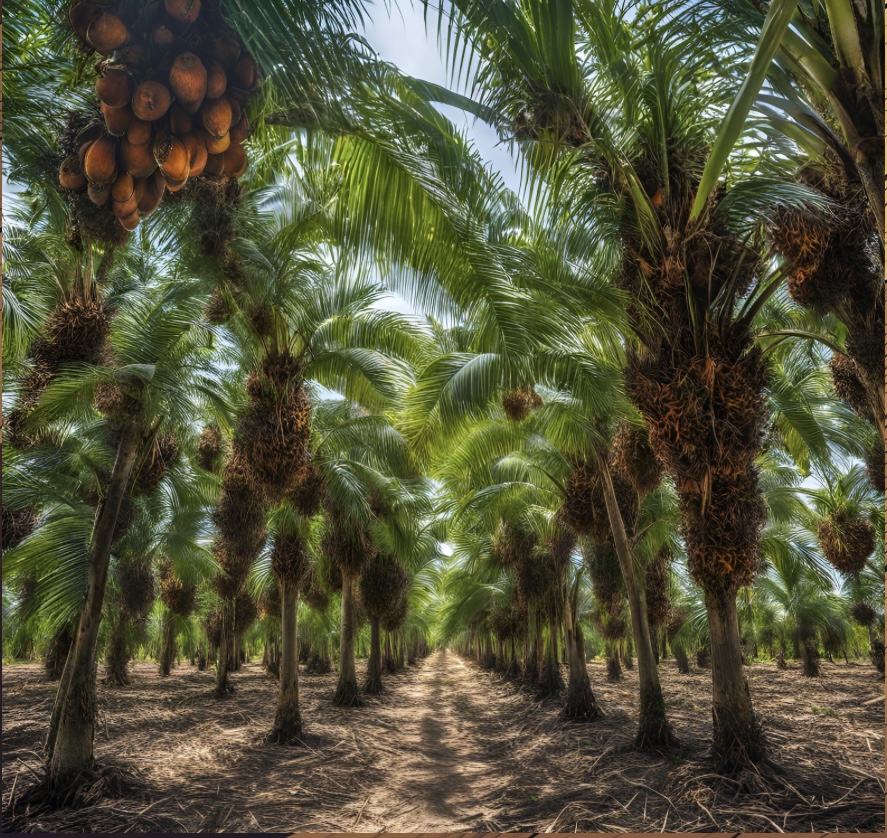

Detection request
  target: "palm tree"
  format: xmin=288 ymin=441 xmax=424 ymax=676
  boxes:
xmin=4 ymin=243 xmax=223 ymax=795
xmin=425 ymin=0 xmax=838 ymax=772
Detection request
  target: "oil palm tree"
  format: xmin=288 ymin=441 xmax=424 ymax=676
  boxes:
xmin=3 ymin=236 xmax=226 ymax=796
xmin=426 ymin=0 xmax=833 ymax=772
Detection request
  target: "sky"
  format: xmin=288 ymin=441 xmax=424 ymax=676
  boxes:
xmin=360 ymin=1 xmax=522 ymax=193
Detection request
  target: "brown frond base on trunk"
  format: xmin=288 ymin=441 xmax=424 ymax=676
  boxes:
xmin=264 ymin=717 xmax=304 ymax=746
xmin=5 ymin=759 xmax=142 ymax=825
xmin=332 ymin=681 xmax=363 ymax=708
xmin=363 ymin=672 xmax=384 ymax=695
xmin=607 ymin=655 xmax=622 ymax=681
xmin=711 ymin=703 xmax=766 ymax=776
xmin=871 ymin=638 xmax=885 ymax=676
xmin=305 ymin=653 xmax=333 ymax=675
xmin=213 ymin=681 xmax=235 ymax=697
xmin=104 ymin=629 xmax=130 ymax=687
xmin=522 ymin=655 xmax=538 ymax=686
xmin=635 ymin=689 xmax=679 ymax=752
xmin=560 ymin=683 xmax=603 ymax=722
xmin=534 ymin=660 xmax=564 ymax=700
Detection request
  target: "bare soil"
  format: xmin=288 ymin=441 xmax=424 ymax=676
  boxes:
xmin=2 ymin=650 xmax=883 ymax=832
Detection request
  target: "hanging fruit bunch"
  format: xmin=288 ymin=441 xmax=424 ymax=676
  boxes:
xmin=60 ymin=0 xmax=258 ymax=232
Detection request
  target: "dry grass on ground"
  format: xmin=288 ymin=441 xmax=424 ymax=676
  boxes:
xmin=2 ymin=650 xmax=883 ymax=832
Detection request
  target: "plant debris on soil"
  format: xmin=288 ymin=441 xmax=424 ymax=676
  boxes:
xmin=2 ymin=651 xmax=883 ymax=832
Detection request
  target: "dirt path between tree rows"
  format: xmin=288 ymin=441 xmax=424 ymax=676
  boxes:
xmin=2 ymin=649 xmax=883 ymax=832
xmin=350 ymin=649 xmax=530 ymax=830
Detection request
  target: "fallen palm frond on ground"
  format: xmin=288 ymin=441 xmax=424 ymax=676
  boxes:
xmin=2 ymin=652 xmax=882 ymax=833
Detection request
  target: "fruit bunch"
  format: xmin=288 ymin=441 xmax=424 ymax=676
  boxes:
xmin=59 ymin=0 xmax=257 ymax=231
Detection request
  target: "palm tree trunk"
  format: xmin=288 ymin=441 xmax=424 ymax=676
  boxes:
xmin=606 ymin=640 xmax=622 ymax=681
xmin=704 ymin=585 xmax=765 ymax=772
xmin=599 ymin=462 xmax=676 ymax=750
xmin=364 ymin=617 xmax=383 ymax=694
xmin=159 ymin=612 xmax=176 ymax=676
xmin=268 ymin=580 xmax=302 ymax=742
xmin=673 ymin=644 xmax=690 ymax=674
xmin=333 ymin=569 xmax=361 ymax=706
xmin=537 ymin=618 xmax=563 ymax=698
xmin=798 ymin=624 xmax=820 ymax=677
xmin=562 ymin=588 xmax=601 ymax=721
xmin=46 ymin=427 xmax=140 ymax=792
xmin=104 ymin=617 xmax=130 ymax=687
xmin=215 ymin=600 xmax=235 ymax=694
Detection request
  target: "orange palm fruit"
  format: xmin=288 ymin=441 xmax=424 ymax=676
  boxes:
xmin=126 ymin=117 xmax=154 ymax=146
xmin=204 ymin=131 xmax=230 ymax=154
xmin=59 ymin=155 xmax=87 ymax=190
xmin=182 ymin=132 xmax=208 ymax=177
xmin=111 ymin=171 xmax=136 ymax=202
xmin=86 ymin=13 xmax=129 ymax=54
xmin=168 ymin=103 xmax=194 ymax=135
xmin=152 ymin=25 xmax=175 ymax=48
xmin=169 ymin=52 xmax=207 ymax=109
xmin=164 ymin=0 xmax=201 ymax=24
xmin=230 ymin=113 xmax=250 ymax=144
xmin=205 ymin=60 xmax=228 ymax=99
xmin=200 ymin=97 xmax=232 ymax=139
xmin=118 ymin=209 xmax=141 ymax=231
xmin=88 ymin=181 xmax=112 ymax=205
xmin=233 ymin=54 xmax=257 ymax=90
xmin=132 ymin=81 xmax=171 ymax=122
xmin=95 ymin=67 xmax=134 ymax=108
xmin=121 ymin=137 xmax=159 ymax=177
xmin=101 ymin=102 xmax=133 ymax=136
xmin=138 ymin=170 xmax=166 ymax=216
xmin=83 ymin=135 xmax=118 ymax=184
xmin=203 ymin=153 xmax=225 ymax=176
xmin=222 ymin=143 xmax=247 ymax=178
xmin=153 ymin=133 xmax=190 ymax=182
xmin=69 ymin=2 xmax=99 ymax=39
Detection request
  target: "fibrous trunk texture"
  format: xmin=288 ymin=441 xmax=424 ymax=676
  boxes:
xmin=705 ymin=586 xmax=765 ymax=773
xmin=267 ymin=581 xmax=303 ymax=743
xmin=159 ymin=612 xmax=176 ymax=676
xmin=333 ymin=570 xmax=362 ymax=707
xmin=47 ymin=428 xmax=139 ymax=794
xmin=561 ymin=599 xmax=601 ymax=722
xmin=364 ymin=617 xmax=383 ymax=695
xmin=599 ymin=464 xmax=676 ymax=751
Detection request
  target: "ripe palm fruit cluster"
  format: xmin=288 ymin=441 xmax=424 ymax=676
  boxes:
xmin=59 ymin=0 xmax=258 ymax=231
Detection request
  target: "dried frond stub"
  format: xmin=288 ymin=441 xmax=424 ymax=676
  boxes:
xmin=323 ymin=523 xmax=375 ymax=575
xmin=864 ymin=441 xmax=884 ymax=494
xmin=197 ymin=424 xmax=223 ymax=472
xmin=2 ymin=506 xmax=39 ymax=552
xmin=501 ymin=386 xmax=542 ymax=422
xmin=117 ymin=556 xmax=155 ymax=623
xmin=359 ymin=555 xmax=410 ymax=621
xmin=302 ymin=565 xmax=330 ymax=610
xmin=288 ymin=461 xmax=324 ymax=517
xmin=830 ymin=353 xmax=871 ymax=420
xmin=159 ymin=558 xmax=197 ymax=617
xmin=611 ymin=421 xmax=661 ymax=497
xmin=850 ymin=600 xmax=877 ymax=628
xmin=644 ymin=547 xmax=671 ymax=626
xmin=271 ymin=530 xmax=311 ymax=586
xmin=134 ymin=431 xmax=180 ymax=496
xmin=818 ymin=506 xmax=876 ymax=576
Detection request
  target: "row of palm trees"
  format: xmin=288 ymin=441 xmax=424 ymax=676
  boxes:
xmin=1 ymin=0 xmax=883 ymax=808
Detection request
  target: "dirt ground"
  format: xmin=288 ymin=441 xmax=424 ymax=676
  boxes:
xmin=2 ymin=650 xmax=883 ymax=832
